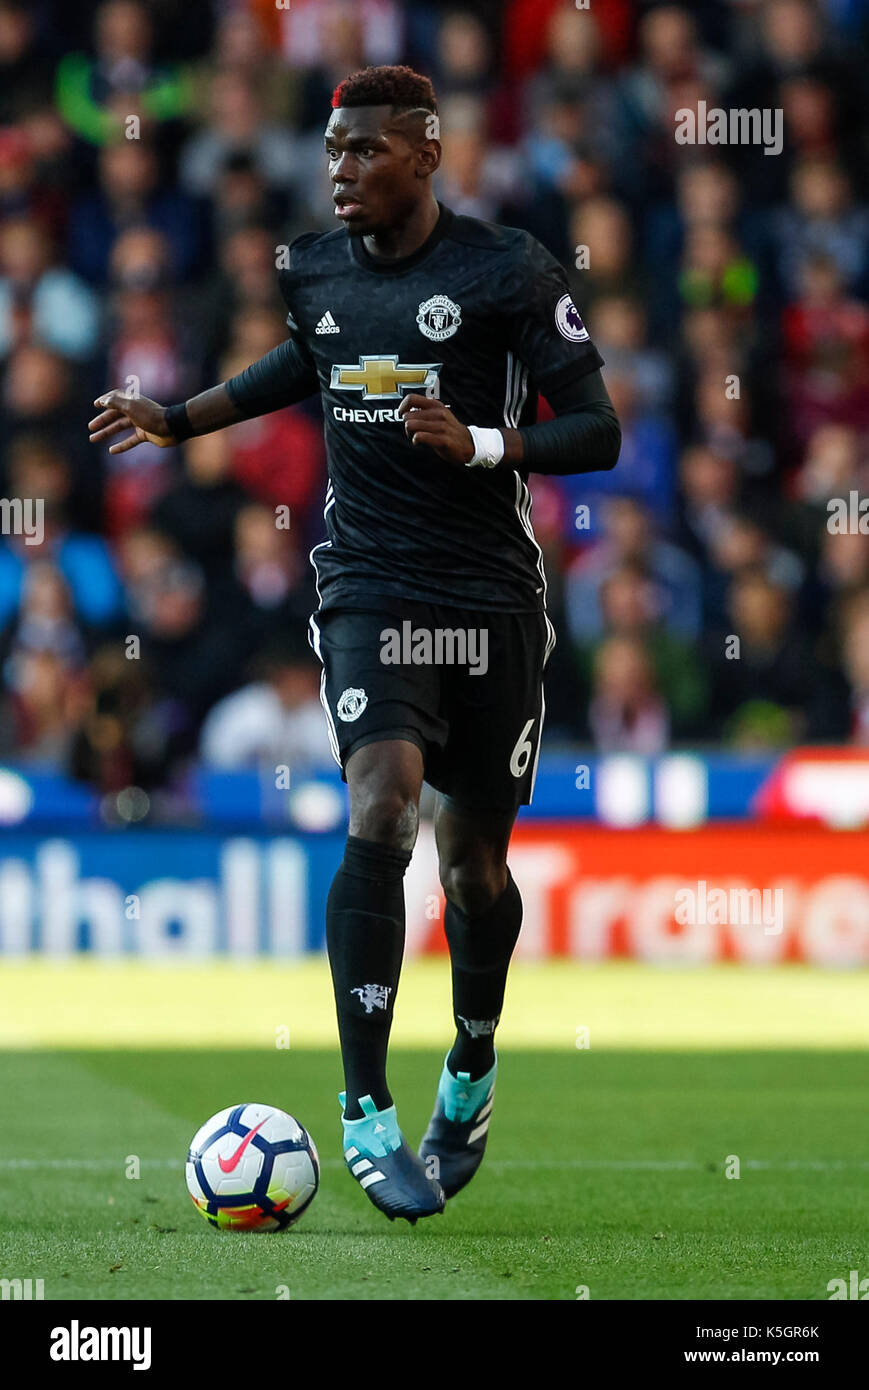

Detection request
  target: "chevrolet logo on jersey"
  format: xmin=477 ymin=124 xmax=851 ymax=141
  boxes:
xmin=331 ymin=355 xmax=442 ymax=400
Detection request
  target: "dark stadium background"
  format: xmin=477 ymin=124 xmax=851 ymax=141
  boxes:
xmin=1 ymin=0 xmax=868 ymax=964
xmin=0 ymin=0 xmax=868 ymax=1309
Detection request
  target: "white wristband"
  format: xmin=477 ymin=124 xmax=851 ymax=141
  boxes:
xmin=466 ymin=425 xmax=505 ymax=469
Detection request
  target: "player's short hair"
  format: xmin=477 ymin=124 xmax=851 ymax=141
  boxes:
xmin=331 ymin=65 xmax=438 ymax=116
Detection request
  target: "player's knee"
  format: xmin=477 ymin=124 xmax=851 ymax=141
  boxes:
xmin=350 ymin=786 xmax=419 ymax=852
xmin=441 ymin=858 xmax=507 ymax=917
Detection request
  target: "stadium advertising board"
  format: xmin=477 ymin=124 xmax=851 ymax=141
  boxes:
xmin=0 ymin=825 xmax=867 ymax=963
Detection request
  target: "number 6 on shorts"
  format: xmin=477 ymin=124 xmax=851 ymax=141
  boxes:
xmin=509 ymin=717 xmax=537 ymax=778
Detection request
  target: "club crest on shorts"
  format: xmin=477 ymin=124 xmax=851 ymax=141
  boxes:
xmin=337 ymin=687 xmax=368 ymax=721
xmin=417 ymin=294 xmax=462 ymax=341
xmin=351 ymin=983 xmax=392 ymax=1013
xmin=555 ymin=293 xmax=589 ymax=342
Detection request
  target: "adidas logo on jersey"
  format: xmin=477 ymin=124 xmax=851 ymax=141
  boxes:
xmin=316 ymin=310 xmax=341 ymax=334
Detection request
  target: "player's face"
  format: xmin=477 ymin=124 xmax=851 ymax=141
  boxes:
xmin=325 ymin=106 xmax=423 ymax=236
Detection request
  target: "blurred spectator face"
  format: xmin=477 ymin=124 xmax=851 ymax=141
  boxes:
xmin=682 ymin=224 xmax=738 ymax=279
xmin=762 ymin=0 xmax=820 ymax=66
xmin=601 ymin=370 xmax=637 ymax=424
xmin=438 ymin=12 xmax=490 ymax=81
xmin=88 ymin=643 xmax=147 ymax=704
xmin=136 ymin=561 xmax=204 ymax=639
xmin=95 ymin=0 xmax=152 ymax=63
xmin=442 ymin=127 xmax=486 ymax=196
xmin=729 ymin=573 xmax=789 ymax=644
xmin=798 ymin=254 xmax=842 ymax=308
xmin=592 ymin=296 xmax=646 ymax=350
xmin=0 ymin=217 xmax=50 ymax=283
xmin=235 ymin=504 xmax=288 ymax=567
xmin=711 ymin=515 xmax=767 ymax=573
xmin=680 ymin=446 xmax=737 ymax=507
xmin=14 ymin=649 xmax=75 ymax=723
xmin=219 ymin=349 xmax=249 ymax=385
xmin=217 ymin=158 xmax=269 ymax=224
xmin=270 ymin=659 xmax=321 ymax=710
xmin=109 ymin=226 xmax=172 ymax=288
xmin=798 ymin=424 xmax=860 ymax=501
xmin=116 ymin=527 xmax=177 ymax=585
xmin=665 ymin=75 xmax=719 ymax=135
xmin=208 ymin=73 xmax=263 ymax=141
xmin=184 ymin=431 xmax=231 ymax=487
xmin=780 ymin=77 xmax=834 ymax=146
xmin=229 ymin=306 xmax=284 ymax=359
xmin=594 ymin=635 xmax=655 ymax=703
xmin=21 ymin=561 xmax=72 ymax=622
xmin=439 ymin=93 xmax=486 ymax=136
xmin=114 ymin=284 xmax=169 ymax=335
xmin=234 ymin=504 xmax=298 ymax=605
xmin=8 ymin=435 xmax=70 ymax=506
xmin=320 ymin=3 xmax=365 ymax=68
xmin=682 ymin=307 xmax=737 ymax=368
xmin=4 ymin=345 xmax=70 ymax=415
xmin=545 ymin=4 xmax=600 ymax=73
xmin=0 ymin=2 xmax=33 ymax=62
xmin=539 ymin=95 xmax=586 ymax=147
xmin=843 ymin=607 xmax=869 ymax=696
xmin=821 ymin=530 xmax=869 ymax=589
xmin=604 ymin=496 xmax=652 ymax=555
xmin=640 ymin=6 xmax=698 ymax=80
xmin=570 ymin=197 xmax=631 ymax=278
xmin=791 ymin=160 xmax=849 ymax=219
xmin=0 ymin=128 xmax=33 ymax=197
xmin=220 ymin=226 xmax=276 ymax=300
xmin=214 ymin=10 xmax=267 ymax=69
xmin=110 ymin=229 xmax=174 ymax=344
xmin=696 ymin=370 xmax=748 ymax=432
xmin=677 ymin=163 xmax=738 ymax=227
xmin=99 ymin=141 xmax=157 ymax=200
xmin=19 ymin=110 xmax=70 ymax=164
xmin=600 ymin=567 xmax=656 ymax=632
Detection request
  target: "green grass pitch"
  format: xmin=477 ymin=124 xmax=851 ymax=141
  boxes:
xmin=1 ymin=962 xmax=867 ymax=1300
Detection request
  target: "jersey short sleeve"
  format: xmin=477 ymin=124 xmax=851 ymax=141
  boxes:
xmin=505 ymin=234 xmax=603 ymax=395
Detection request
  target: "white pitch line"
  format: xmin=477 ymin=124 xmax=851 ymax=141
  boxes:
xmin=1 ymin=1157 xmax=868 ymax=1172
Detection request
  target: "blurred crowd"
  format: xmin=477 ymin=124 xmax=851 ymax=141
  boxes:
xmin=1 ymin=0 xmax=869 ymax=798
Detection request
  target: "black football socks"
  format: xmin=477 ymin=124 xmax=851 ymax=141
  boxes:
xmin=444 ymin=869 xmax=523 ymax=1080
xmin=326 ymin=835 xmax=411 ymax=1120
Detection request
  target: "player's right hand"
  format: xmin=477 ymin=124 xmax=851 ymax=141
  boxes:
xmin=88 ymin=390 xmax=177 ymax=453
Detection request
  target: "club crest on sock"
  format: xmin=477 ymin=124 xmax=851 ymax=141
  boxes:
xmin=457 ymin=1014 xmax=500 ymax=1038
xmin=350 ymin=983 xmax=392 ymax=1014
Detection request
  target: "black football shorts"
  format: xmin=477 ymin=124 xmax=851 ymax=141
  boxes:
xmin=308 ymin=597 xmax=554 ymax=813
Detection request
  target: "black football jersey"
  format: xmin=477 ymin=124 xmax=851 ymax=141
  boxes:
xmin=279 ymin=203 xmax=603 ymax=614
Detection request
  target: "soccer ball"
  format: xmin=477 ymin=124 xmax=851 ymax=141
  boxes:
xmin=185 ymin=1103 xmax=319 ymax=1231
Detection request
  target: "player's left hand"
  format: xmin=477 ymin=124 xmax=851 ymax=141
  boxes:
xmin=398 ymin=394 xmax=474 ymax=465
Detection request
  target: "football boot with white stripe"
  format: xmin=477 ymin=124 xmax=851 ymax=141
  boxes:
xmin=418 ymin=1057 xmax=497 ymax=1198
xmin=340 ymin=1092 xmax=445 ymax=1223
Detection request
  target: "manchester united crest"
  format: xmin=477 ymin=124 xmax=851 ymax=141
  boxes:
xmin=337 ymin=687 xmax=368 ymax=722
xmin=417 ymin=294 xmax=462 ymax=341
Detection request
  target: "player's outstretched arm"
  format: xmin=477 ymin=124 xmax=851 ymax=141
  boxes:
xmin=88 ymin=384 xmax=244 ymax=455
xmin=88 ymin=337 xmax=320 ymax=455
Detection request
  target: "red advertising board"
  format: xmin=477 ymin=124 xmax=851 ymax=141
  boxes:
xmin=412 ymin=825 xmax=869 ymax=964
